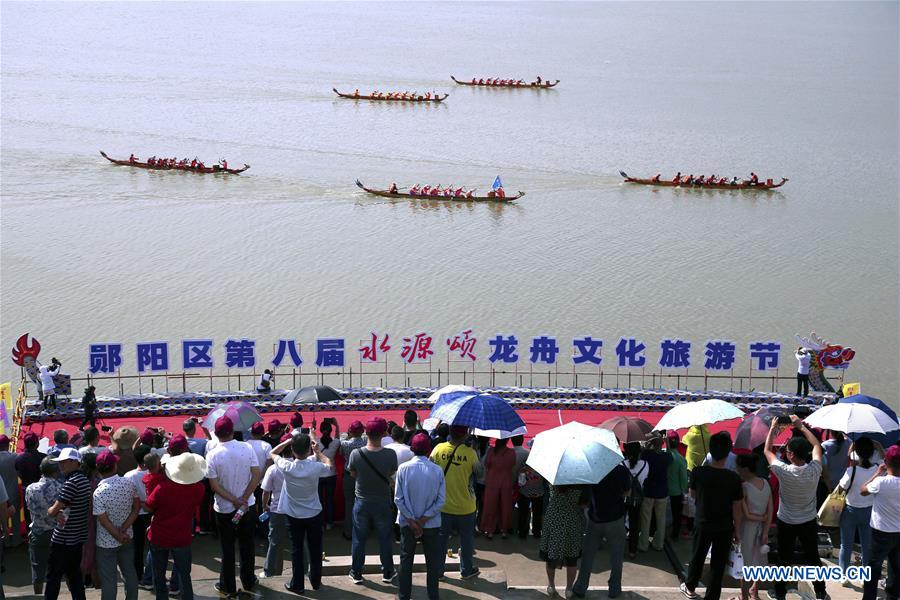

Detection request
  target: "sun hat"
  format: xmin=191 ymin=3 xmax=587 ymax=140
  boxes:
xmin=164 ymin=453 xmax=208 ymax=485
xmin=111 ymin=426 xmax=138 ymax=450
xmin=214 ymin=416 xmax=234 ymax=437
xmin=52 ymin=447 xmax=82 ymax=463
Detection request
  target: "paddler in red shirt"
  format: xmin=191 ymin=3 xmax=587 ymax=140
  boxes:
xmin=129 ymin=153 xmax=137 ymax=163
xmin=672 ymin=171 xmax=682 ymax=183
xmin=749 ymin=172 xmax=759 ymax=185
xmin=389 ymin=182 xmax=398 ymax=194
xmin=496 ymin=187 xmax=506 ymax=199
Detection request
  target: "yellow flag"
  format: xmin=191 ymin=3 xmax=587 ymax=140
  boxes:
xmin=0 ymin=382 xmax=11 ymax=435
xmin=842 ymin=382 xmax=860 ymax=397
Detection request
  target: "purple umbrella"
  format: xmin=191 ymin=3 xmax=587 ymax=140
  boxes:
xmin=734 ymin=407 xmax=787 ymax=450
xmin=203 ymin=400 xmax=262 ymax=431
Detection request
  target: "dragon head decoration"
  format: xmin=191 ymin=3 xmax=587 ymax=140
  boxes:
xmin=795 ymin=331 xmax=856 ymax=370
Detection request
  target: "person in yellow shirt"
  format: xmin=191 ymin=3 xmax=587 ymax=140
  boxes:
xmin=430 ymin=425 xmax=481 ymax=580
xmin=683 ymin=424 xmax=711 ymax=472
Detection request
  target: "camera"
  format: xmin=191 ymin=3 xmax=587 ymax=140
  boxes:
xmin=776 ymin=415 xmax=792 ymax=425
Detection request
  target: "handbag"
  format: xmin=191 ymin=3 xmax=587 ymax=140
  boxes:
xmin=727 ymin=543 xmax=744 ymax=579
xmin=817 ymin=465 xmax=855 ymax=528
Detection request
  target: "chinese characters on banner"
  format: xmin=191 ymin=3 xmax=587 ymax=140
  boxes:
xmin=85 ymin=335 xmax=785 ymax=374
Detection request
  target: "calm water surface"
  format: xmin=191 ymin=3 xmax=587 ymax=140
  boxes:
xmin=2 ymin=2 xmax=898 ymax=399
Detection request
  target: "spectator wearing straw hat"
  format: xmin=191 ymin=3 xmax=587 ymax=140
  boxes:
xmin=24 ymin=457 xmax=61 ymax=595
xmin=146 ymin=452 xmax=207 ymax=600
xmin=111 ymin=427 xmax=139 ymax=476
xmin=347 ymin=416 xmax=398 ymax=584
xmin=396 ymin=433 xmax=445 ymax=600
xmin=45 ymin=447 xmax=91 ymax=600
xmin=92 ymin=450 xmax=140 ymax=600
xmin=431 ymin=424 xmax=481 ymax=580
xmin=206 ymin=415 xmax=262 ymax=596
xmin=340 ymin=420 xmax=367 ymax=540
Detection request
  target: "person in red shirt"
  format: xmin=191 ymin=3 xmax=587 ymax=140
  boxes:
xmin=145 ymin=452 xmax=206 ymax=600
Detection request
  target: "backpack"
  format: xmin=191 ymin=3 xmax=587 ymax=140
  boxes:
xmin=625 ymin=461 xmax=647 ymax=508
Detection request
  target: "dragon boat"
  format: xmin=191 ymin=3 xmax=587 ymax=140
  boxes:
xmin=620 ymin=171 xmax=788 ymax=190
xmin=333 ymin=89 xmax=448 ymax=103
xmin=451 ymin=76 xmax=560 ymax=88
xmin=100 ymin=151 xmax=250 ymax=174
xmin=356 ymin=180 xmax=524 ymax=202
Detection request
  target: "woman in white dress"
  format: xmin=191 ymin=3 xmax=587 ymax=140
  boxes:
xmin=736 ymin=453 xmax=773 ymax=600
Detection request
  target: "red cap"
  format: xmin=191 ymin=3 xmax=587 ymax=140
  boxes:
xmin=168 ymin=434 xmax=189 ymax=454
xmin=250 ymin=421 xmax=265 ymax=435
xmin=348 ymin=420 xmax=364 ymax=435
xmin=214 ymin=416 xmax=234 ymax=437
xmin=886 ymin=445 xmax=900 ymax=468
xmin=267 ymin=419 xmax=283 ymax=433
xmin=96 ymin=450 xmax=119 ymax=470
xmin=290 ymin=412 xmax=303 ymax=428
xmin=410 ymin=432 xmax=432 ymax=455
xmin=138 ymin=428 xmax=155 ymax=446
xmin=365 ymin=417 xmax=388 ymax=437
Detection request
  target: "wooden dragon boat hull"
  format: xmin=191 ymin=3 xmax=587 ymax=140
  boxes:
xmin=620 ymin=171 xmax=788 ymax=190
xmin=100 ymin=151 xmax=249 ymax=174
xmin=356 ymin=180 xmax=523 ymax=202
xmin=451 ymin=76 xmax=559 ymax=88
xmin=333 ymin=88 xmax=448 ymax=103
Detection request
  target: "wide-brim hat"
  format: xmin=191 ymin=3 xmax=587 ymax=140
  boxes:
xmin=111 ymin=426 xmax=139 ymax=451
xmin=164 ymin=452 xmax=207 ymax=485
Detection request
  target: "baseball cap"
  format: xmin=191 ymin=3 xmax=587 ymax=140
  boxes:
xmin=348 ymin=420 xmax=364 ymax=435
xmin=886 ymin=445 xmax=900 ymax=468
xmin=214 ymin=416 xmax=234 ymax=437
xmin=250 ymin=421 xmax=265 ymax=435
xmin=138 ymin=428 xmax=155 ymax=446
xmin=410 ymin=432 xmax=432 ymax=455
xmin=290 ymin=412 xmax=303 ymax=428
xmin=168 ymin=434 xmax=189 ymax=454
xmin=267 ymin=419 xmax=283 ymax=433
xmin=52 ymin=447 xmax=82 ymax=463
xmin=95 ymin=450 xmax=119 ymax=470
xmin=365 ymin=417 xmax=388 ymax=437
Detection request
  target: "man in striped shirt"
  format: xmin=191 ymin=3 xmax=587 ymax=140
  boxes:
xmin=45 ymin=448 xmax=92 ymax=600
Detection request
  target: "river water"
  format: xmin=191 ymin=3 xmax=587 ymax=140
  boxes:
xmin=2 ymin=2 xmax=898 ymax=399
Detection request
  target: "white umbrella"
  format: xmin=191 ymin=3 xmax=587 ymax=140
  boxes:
xmin=804 ymin=403 xmax=900 ymax=435
xmin=474 ymin=425 xmax=528 ymax=439
xmin=427 ymin=384 xmax=479 ymax=408
xmin=526 ymin=422 xmax=623 ymax=485
xmin=652 ymin=399 xmax=744 ymax=431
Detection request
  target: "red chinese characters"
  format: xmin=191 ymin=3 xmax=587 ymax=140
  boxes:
xmin=446 ymin=330 xmax=477 ymax=361
xmin=401 ymin=332 xmax=434 ymax=363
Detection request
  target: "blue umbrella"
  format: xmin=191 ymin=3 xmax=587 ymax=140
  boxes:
xmin=429 ymin=393 xmax=525 ymax=431
xmin=839 ymin=394 xmax=900 ymax=445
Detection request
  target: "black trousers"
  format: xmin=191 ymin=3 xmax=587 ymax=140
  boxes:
xmin=216 ymin=510 xmax=257 ymax=593
xmin=80 ymin=414 xmax=97 ymax=430
xmin=670 ymin=494 xmax=684 ymax=537
xmin=132 ymin=513 xmax=151 ymax=579
xmin=864 ymin=528 xmax=900 ymax=600
xmin=774 ymin=517 xmax=825 ymax=599
xmin=287 ymin=512 xmax=324 ymax=592
xmin=44 ymin=542 xmax=85 ymax=600
xmin=685 ymin=525 xmax=732 ymax=600
xmin=517 ymin=495 xmax=544 ymax=537
xmin=627 ymin=503 xmax=641 ymax=554
xmin=796 ymin=373 xmax=809 ymax=397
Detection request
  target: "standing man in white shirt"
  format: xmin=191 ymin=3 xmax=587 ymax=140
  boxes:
xmin=861 ymin=445 xmax=900 ymax=600
xmin=385 ymin=426 xmax=414 ymax=467
xmin=206 ymin=416 xmax=262 ymax=597
xmin=795 ymin=347 xmax=811 ymax=397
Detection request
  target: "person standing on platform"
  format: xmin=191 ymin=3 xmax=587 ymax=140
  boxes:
xmin=206 ymin=416 xmax=262 ymax=596
xmin=45 ymin=448 xmax=91 ymax=600
xmin=795 ymin=347 xmax=811 ymax=397
xmin=92 ymin=450 xmax=140 ymax=600
xmin=24 ymin=458 xmax=61 ymax=596
xmin=340 ymin=420 xmax=366 ymax=540
xmin=573 ymin=458 xmax=632 ymax=599
xmin=681 ymin=432 xmax=743 ymax=600
xmin=667 ymin=432 xmax=689 ymax=540
xmin=347 ymin=417 xmax=398 ymax=585
xmin=0 ymin=435 xmax=21 ymax=548
xmin=80 ymin=386 xmax=98 ymax=430
xmin=480 ymin=437 xmax=516 ymax=539
xmin=145 ymin=452 xmax=206 ymax=600
xmin=431 ymin=425 xmax=481 ymax=580
xmin=395 ymin=433 xmax=445 ymax=600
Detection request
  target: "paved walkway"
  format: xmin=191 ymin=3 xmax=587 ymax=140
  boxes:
xmin=0 ymin=529 xmax=870 ymax=599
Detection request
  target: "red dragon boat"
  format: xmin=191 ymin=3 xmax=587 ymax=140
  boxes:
xmin=100 ymin=151 xmax=250 ymax=174
xmin=620 ymin=171 xmax=788 ymax=190
xmin=333 ymin=89 xmax=448 ymax=103
xmin=356 ymin=180 xmax=524 ymax=202
xmin=451 ymin=76 xmax=560 ymax=88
